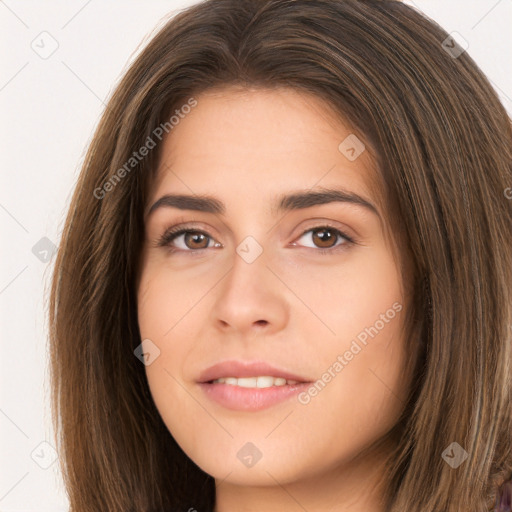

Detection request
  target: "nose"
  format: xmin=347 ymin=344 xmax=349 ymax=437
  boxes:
xmin=211 ymin=244 xmax=289 ymax=337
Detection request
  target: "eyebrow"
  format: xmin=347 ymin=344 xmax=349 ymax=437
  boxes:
xmin=145 ymin=187 xmax=380 ymax=220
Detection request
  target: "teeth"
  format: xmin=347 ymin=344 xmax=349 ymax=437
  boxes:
xmin=256 ymin=376 xmax=275 ymax=388
xmin=237 ymin=377 xmax=257 ymax=388
xmin=211 ymin=376 xmax=299 ymax=388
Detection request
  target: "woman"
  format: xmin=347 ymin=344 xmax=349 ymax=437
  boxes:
xmin=48 ymin=0 xmax=512 ymax=510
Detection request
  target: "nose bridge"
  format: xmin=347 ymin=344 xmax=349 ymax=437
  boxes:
xmin=222 ymin=202 xmax=270 ymax=283
xmin=211 ymin=232 xmax=287 ymax=332
xmin=224 ymin=233 xmax=269 ymax=304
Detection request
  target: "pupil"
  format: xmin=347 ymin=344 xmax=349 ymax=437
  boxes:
xmin=186 ymin=232 xmax=207 ymax=248
xmin=314 ymin=228 xmax=335 ymax=248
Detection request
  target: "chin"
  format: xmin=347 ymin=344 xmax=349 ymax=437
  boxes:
xmin=180 ymin=434 xmax=325 ymax=487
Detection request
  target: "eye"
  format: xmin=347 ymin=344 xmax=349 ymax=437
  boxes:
xmin=155 ymin=224 xmax=355 ymax=254
xmin=292 ymin=225 xmax=354 ymax=253
xmin=156 ymin=226 xmax=221 ymax=252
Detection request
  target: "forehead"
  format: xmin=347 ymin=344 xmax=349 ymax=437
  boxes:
xmin=161 ymin=86 xmax=362 ymax=161
xmin=149 ymin=86 xmax=383 ymax=215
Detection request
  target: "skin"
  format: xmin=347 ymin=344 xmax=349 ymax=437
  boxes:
xmin=137 ymin=86 xmax=414 ymax=512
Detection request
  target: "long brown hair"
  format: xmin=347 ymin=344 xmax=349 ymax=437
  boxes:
xmin=48 ymin=0 xmax=512 ymax=510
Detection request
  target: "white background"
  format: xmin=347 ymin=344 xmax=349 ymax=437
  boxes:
xmin=1 ymin=1 xmax=511 ymax=510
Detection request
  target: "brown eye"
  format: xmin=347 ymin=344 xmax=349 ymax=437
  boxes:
xmin=158 ymin=228 xmax=219 ymax=251
xmin=157 ymin=225 xmax=353 ymax=254
xmin=311 ymin=228 xmax=338 ymax=248
xmin=294 ymin=226 xmax=353 ymax=252
xmin=183 ymin=231 xmax=210 ymax=249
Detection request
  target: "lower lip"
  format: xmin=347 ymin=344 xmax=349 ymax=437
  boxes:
xmin=198 ymin=382 xmax=312 ymax=411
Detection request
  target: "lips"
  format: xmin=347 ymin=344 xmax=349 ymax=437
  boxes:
xmin=197 ymin=360 xmax=312 ymax=384
xmin=196 ymin=360 xmax=314 ymax=411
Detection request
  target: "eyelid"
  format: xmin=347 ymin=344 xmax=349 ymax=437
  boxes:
xmin=290 ymin=224 xmax=355 ymax=252
xmin=155 ymin=224 xmax=220 ymax=252
xmin=154 ymin=218 xmax=358 ymax=252
xmin=293 ymin=218 xmax=357 ymax=243
xmin=158 ymin=215 xmax=356 ymax=237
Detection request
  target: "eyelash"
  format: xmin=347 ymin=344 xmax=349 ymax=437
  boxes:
xmin=155 ymin=223 xmax=355 ymax=255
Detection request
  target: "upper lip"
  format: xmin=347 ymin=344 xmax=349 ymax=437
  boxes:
xmin=197 ymin=360 xmax=312 ymax=383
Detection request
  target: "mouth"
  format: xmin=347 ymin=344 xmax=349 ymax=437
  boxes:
xmin=197 ymin=360 xmax=313 ymax=411
xmin=208 ymin=376 xmax=301 ymax=387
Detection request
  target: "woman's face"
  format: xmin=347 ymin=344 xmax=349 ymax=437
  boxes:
xmin=137 ymin=86 xmax=411 ymax=490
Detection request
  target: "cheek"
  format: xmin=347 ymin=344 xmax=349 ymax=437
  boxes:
xmin=137 ymin=259 xmax=211 ymax=342
xmin=285 ymin=247 xmax=407 ymax=448
xmin=137 ymin=270 xmax=190 ymax=376
xmin=277 ymin=244 xmax=403 ymax=340
xmin=137 ymin=282 xmax=200 ymax=448
xmin=137 ymin=265 xmax=210 ymax=439
xmin=292 ymin=312 xmax=408 ymax=474
xmin=137 ymin=266 xmax=180 ymax=338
